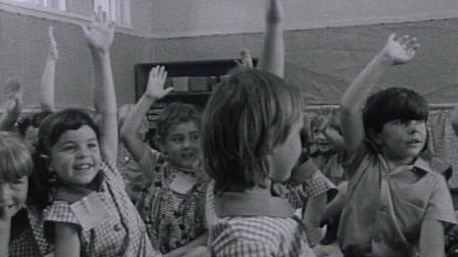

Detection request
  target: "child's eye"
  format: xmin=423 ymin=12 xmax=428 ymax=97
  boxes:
xmin=63 ymin=145 xmax=76 ymax=152
xmin=171 ymin=137 xmax=183 ymax=143
xmin=190 ymin=134 xmax=200 ymax=141
xmin=88 ymin=142 xmax=98 ymax=149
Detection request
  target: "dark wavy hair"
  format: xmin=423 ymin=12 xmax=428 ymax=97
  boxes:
xmin=30 ymin=109 xmax=100 ymax=209
xmin=154 ymin=102 xmax=202 ymax=147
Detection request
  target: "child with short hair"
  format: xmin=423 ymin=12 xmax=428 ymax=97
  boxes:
xmin=203 ymin=67 xmax=314 ymax=256
xmin=0 ymin=131 xmax=54 ymax=257
xmin=32 ymin=9 xmax=160 ymax=257
xmin=121 ymin=66 xmax=208 ymax=256
xmin=339 ymin=33 xmax=456 ymax=257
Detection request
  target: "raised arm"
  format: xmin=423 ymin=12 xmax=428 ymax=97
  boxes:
xmin=121 ymin=66 xmax=172 ymax=162
xmin=258 ymin=0 xmax=284 ymax=77
xmin=0 ymin=79 xmax=22 ymax=131
xmin=340 ymin=34 xmax=419 ymax=152
xmin=40 ymin=26 xmax=58 ymax=112
xmin=82 ymin=7 xmax=117 ymax=161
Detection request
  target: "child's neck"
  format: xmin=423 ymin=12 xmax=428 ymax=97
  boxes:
xmin=382 ymin=152 xmax=415 ymax=170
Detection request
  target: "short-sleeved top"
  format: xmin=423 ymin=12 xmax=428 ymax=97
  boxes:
xmin=9 ymin=207 xmax=54 ymax=257
xmin=43 ymin=160 xmax=160 ymax=257
xmin=136 ymin=148 xmax=208 ymax=254
xmin=338 ymin=141 xmax=457 ymax=257
xmin=208 ymin=189 xmax=316 ymax=257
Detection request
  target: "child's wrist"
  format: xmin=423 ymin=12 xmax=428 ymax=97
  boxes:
xmin=375 ymin=51 xmax=396 ymax=67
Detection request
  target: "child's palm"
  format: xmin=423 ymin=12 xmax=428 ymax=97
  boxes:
xmin=384 ymin=34 xmax=418 ymax=65
xmin=146 ymin=66 xmax=172 ymax=99
xmin=82 ymin=8 xmax=114 ymax=52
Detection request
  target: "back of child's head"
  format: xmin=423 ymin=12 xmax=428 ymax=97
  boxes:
xmin=31 ymin=108 xmax=100 ymax=208
xmin=0 ymin=131 xmax=33 ymax=183
xmin=363 ymin=87 xmax=429 ymax=135
xmin=154 ymin=102 xmax=202 ymax=146
xmin=202 ymin=68 xmax=304 ymax=192
xmin=17 ymin=110 xmax=53 ymax=137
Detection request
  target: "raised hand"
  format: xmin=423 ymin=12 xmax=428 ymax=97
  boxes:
xmin=145 ymin=66 xmax=173 ymax=99
xmin=3 ymin=79 xmax=22 ymax=113
xmin=266 ymin=0 xmax=284 ymax=25
xmin=381 ymin=33 xmax=419 ymax=65
xmin=81 ymin=6 xmax=115 ymax=53
xmin=48 ymin=26 xmax=59 ymax=60
xmin=235 ymin=49 xmax=254 ymax=68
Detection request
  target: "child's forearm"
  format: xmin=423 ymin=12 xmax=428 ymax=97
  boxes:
xmin=91 ymin=49 xmax=118 ymax=161
xmin=340 ymin=51 xmax=394 ymax=151
xmin=258 ymin=0 xmax=284 ymax=77
xmin=120 ymin=93 xmax=156 ymax=162
xmin=40 ymin=57 xmax=56 ymax=112
xmin=164 ymin=233 xmax=208 ymax=257
xmin=303 ymin=194 xmax=327 ymax=246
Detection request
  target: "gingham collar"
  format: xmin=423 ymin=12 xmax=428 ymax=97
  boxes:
xmin=215 ymin=191 xmax=295 ymax=218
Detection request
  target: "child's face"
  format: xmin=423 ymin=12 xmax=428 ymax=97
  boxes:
xmin=0 ymin=176 xmax=28 ymax=218
xmin=312 ymin=127 xmax=331 ymax=154
xmin=161 ymin=121 xmax=201 ymax=169
xmin=269 ymin=118 xmax=304 ymax=182
xmin=48 ymin=125 xmax=101 ymax=187
xmin=376 ymin=119 xmax=427 ymax=163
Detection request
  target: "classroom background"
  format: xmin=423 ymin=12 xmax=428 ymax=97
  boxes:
xmin=1 ymin=0 xmax=457 ymax=187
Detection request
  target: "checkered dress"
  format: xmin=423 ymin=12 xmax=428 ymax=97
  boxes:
xmin=210 ymin=212 xmax=315 ymax=257
xmin=43 ymin=160 xmax=161 ymax=257
xmin=136 ymin=148 xmax=208 ymax=253
xmin=285 ymin=170 xmax=336 ymax=209
xmin=9 ymin=207 xmax=54 ymax=257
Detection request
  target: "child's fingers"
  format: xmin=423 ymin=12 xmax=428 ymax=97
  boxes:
xmin=398 ymin=35 xmax=411 ymax=45
xmin=387 ymin=33 xmax=397 ymax=42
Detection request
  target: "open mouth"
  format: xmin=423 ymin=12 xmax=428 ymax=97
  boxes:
xmin=74 ymin=163 xmax=93 ymax=171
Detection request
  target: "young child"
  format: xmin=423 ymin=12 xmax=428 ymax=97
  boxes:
xmin=309 ymin=113 xmax=346 ymax=186
xmin=0 ymin=131 xmax=54 ymax=257
xmin=121 ymin=66 xmax=208 ymax=256
xmin=203 ymin=67 xmax=314 ymax=256
xmin=339 ymin=33 xmax=456 ymax=257
xmin=32 ymin=9 xmax=160 ymax=257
